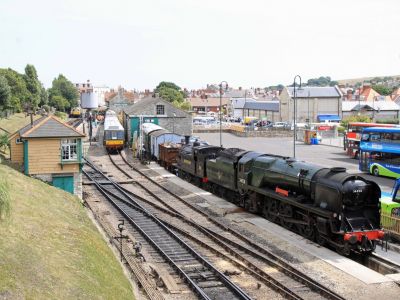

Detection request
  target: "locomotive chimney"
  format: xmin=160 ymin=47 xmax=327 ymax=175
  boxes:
xmin=184 ymin=135 xmax=190 ymax=144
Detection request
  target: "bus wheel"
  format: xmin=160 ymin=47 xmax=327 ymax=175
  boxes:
xmin=372 ymin=166 xmax=379 ymax=176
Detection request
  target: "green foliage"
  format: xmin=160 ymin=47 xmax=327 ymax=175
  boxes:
xmin=371 ymin=84 xmax=392 ymax=96
xmin=49 ymin=74 xmax=79 ymax=111
xmin=50 ymin=95 xmax=70 ymax=112
xmin=23 ymin=64 xmax=41 ymax=109
xmin=0 ymin=133 xmax=9 ymax=150
xmin=39 ymin=84 xmax=48 ymax=106
xmin=375 ymin=118 xmax=399 ymax=124
xmin=0 ymin=177 xmax=10 ymax=221
xmin=158 ymin=87 xmax=184 ymax=103
xmin=177 ymin=101 xmax=191 ymax=111
xmin=0 ymin=75 xmax=11 ymax=110
xmin=54 ymin=111 xmax=68 ymax=120
xmin=155 ymin=81 xmax=181 ymax=92
xmin=337 ymin=126 xmax=345 ymax=134
xmin=306 ymin=76 xmax=338 ymax=87
xmin=341 ymin=115 xmax=372 ymax=128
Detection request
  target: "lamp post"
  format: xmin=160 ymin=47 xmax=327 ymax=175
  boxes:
xmin=219 ymin=81 xmax=228 ymax=147
xmin=293 ymin=75 xmax=302 ymax=158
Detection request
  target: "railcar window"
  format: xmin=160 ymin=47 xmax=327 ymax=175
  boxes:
xmin=61 ymin=139 xmax=78 ymax=161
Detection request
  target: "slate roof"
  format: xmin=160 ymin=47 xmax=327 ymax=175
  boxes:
xmin=287 ymin=86 xmax=342 ymax=98
xmin=20 ymin=116 xmax=85 ymax=138
xmin=189 ymin=97 xmax=230 ymax=107
xmin=124 ymin=96 xmax=189 ymax=118
xmin=342 ymin=101 xmax=400 ymax=112
xmin=243 ymin=101 xmax=279 ymax=111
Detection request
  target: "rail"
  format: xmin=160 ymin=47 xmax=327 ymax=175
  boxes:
xmin=83 ymin=158 xmax=252 ymax=300
xmin=116 ymin=151 xmax=345 ymax=300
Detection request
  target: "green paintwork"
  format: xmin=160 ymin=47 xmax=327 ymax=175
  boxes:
xmin=23 ymin=140 xmax=28 ymax=175
xmin=130 ymin=117 xmax=159 ymax=138
xmin=369 ymin=163 xmax=399 ymax=179
xmin=380 ymin=196 xmax=400 ymax=215
xmin=52 ymin=176 xmax=74 ymax=194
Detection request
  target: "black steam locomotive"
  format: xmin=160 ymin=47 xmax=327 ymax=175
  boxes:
xmin=175 ymin=144 xmax=384 ymax=255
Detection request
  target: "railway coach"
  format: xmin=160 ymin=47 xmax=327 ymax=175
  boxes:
xmin=103 ymin=110 xmax=125 ymax=151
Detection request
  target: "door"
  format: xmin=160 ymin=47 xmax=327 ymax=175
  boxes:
xmin=52 ymin=176 xmax=74 ymax=194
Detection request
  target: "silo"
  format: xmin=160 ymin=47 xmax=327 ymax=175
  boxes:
xmin=80 ymin=92 xmax=98 ymax=109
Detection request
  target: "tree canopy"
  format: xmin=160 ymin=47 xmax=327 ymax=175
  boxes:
xmin=24 ymin=64 xmax=41 ymax=109
xmin=48 ymin=74 xmax=79 ymax=111
xmin=306 ymin=76 xmax=338 ymax=87
xmin=0 ymin=75 xmax=11 ymax=110
xmin=372 ymin=84 xmax=392 ymax=96
xmin=155 ymin=81 xmax=191 ymax=111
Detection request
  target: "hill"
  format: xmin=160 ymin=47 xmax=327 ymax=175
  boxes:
xmin=0 ymin=163 xmax=133 ymax=299
xmin=0 ymin=113 xmax=42 ymax=134
xmin=337 ymin=75 xmax=400 ymax=86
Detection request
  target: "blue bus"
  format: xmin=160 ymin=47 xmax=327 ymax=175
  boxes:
xmin=359 ymin=127 xmax=400 ymax=178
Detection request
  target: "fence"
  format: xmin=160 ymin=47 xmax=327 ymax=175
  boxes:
xmin=381 ymin=213 xmax=400 ymax=240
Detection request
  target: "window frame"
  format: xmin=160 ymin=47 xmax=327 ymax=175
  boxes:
xmin=156 ymin=104 xmax=165 ymax=115
xmin=61 ymin=139 xmax=78 ymax=161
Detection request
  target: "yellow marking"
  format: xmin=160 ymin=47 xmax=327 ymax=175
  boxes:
xmin=106 ymin=140 xmax=124 ymax=145
xmin=184 ymin=159 xmax=192 ymax=165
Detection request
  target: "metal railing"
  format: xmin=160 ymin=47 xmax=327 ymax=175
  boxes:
xmin=381 ymin=213 xmax=400 ymax=240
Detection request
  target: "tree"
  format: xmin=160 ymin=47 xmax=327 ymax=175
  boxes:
xmin=0 ymin=68 xmax=30 ymax=112
xmin=372 ymin=84 xmax=392 ymax=96
xmin=48 ymin=74 xmax=79 ymax=111
xmin=0 ymin=75 xmax=11 ymax=110
xmin=49 ymin=95 xmax=70 ymax=112
xmin=39 ymin=84 xmax=48 ymax=106
xmin=158 ymin=87 xmax=184 ymax=103
xmin=306 ymin=76 xmax=335 ymax=87
xmin=24 ymin=64 xmax=41 ymax=109
xmin=155 ymin=81 xmax=181 ymax=92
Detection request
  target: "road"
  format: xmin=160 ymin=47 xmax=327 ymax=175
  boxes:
xmin=196 ymin=132 xmax=395 ymax=193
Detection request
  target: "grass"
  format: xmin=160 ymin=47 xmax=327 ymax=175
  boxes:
xmin=0 ymin=113 xmax=42 ymax=135
xmin=0 ymin=164 xmax=133 ymax=299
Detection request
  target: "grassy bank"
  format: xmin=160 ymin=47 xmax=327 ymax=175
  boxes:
xmin=0 ymin=164 xmax=133 ymax=299
xmin=0 ymin=113 xmax=42 ymax=134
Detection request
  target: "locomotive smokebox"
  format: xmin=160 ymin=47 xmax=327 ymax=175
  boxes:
xmin=185 ymin=135 xmax=190 ymax=144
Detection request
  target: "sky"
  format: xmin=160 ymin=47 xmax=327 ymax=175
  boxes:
xmin=1 ymin=0 xmax=400 ymax=90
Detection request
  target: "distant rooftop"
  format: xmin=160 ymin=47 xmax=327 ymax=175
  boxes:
xmin=287 ymin=86 xmax=342 ymax=98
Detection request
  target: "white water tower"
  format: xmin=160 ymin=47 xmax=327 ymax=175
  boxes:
xmin=80 ymin=91 xmax=98 ymax=109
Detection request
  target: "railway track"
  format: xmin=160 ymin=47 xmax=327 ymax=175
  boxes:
xmin=83 ymin=159 xmax=252 ymax=300
xmin=67 ymin=118 xmax=83 ymax=128
xmin=361 ymin=253 xmax=400 ymax=275
xmin=101 ymin=151 xmax=345 ymax=300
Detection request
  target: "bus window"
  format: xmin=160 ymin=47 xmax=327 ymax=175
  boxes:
xmin=370 ymin=133 xmax=381 ymax=142
xmin=393 ymin=133 xmax=400 ymax=143
xmin=361 ymin=133 xmax=369 ymax=141
xmin=381 ymin=133 xmax=392 ymax=143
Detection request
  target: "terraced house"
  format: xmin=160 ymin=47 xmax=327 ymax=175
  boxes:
xmin=9 ymin=115 xmax=85 ymax=197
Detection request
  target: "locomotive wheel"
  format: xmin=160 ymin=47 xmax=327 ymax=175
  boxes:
xmin=266 ymin=200 xmax=279 ymax=222
xmin=279 ymin=203 xmax=293 ymax=229
xmin=315 ymin=231 xmax=326 ymax=246
xmin=297 ymin=224 xmax=314 ymax=239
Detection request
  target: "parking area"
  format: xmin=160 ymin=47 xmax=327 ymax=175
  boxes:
xmin=196 ymin=132 xmax=395 ymax=193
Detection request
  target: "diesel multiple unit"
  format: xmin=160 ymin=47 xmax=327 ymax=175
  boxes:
xmin=103 ymin=110 xmax=124 ymax=151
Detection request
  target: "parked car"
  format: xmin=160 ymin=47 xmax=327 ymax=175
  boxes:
xmin=272 ymin=122 xmax=288 ymax=128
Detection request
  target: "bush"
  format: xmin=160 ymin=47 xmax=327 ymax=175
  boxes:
xmin=375 ymin=119 xmax=399 ymax=124
xmin=337 ymin=126 xmax=345 ymax=134
xmin=54 ymin=111 xmax=67 ymax=120
xmin=0 ymin=133 xmax=9 ymax=153
xmin=0 ymin=178 xmax=10 ymax=220
xmin=341 ymin=115 xmax=371 ymax=128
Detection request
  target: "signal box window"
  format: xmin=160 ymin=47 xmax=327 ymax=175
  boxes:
xmin=61 ymin=139 xmax=78 ymax=161
xmin=156 ymin=105 xmax=165 ymax=115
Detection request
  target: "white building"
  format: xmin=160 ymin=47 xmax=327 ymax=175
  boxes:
xmin=93 ymin=85 xmax=110 ymax=107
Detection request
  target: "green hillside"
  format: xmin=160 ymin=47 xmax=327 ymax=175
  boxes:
xmin=0 ymin=164 xmax=133 ymax=299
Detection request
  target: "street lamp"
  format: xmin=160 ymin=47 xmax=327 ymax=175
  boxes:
xmin=219 ymin=81 xmax=228 ymax=147
xmin=293 ymin=75 xmax=302 ymax=158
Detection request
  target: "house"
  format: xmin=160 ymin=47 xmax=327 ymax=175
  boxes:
xmin=342 ymin=101 xmax=400 ymax=122
xmin=237 ymin=100 xmax=280 ymax=122
xmin=123 ymin=96 xmax=192 ymax=145
xmin=279 ymin=86 xmax=342 ymax=123
xmin=189 ymin=97 xmax=230 ymax=114
xmin=108 ymin=88 xmax=136 ymax=113
xmin=8 ymin=115 xmax=85 ymax=197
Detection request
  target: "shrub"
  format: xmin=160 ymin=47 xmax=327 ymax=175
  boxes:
xmin=54 ymin=111 xmax=67 ymax=120
xmin=341 ymin=115 xmax=371 ymax=128
xmin=0 ymin=177 xmax=10 ymax=220
xmin=0 ymin=133 xmax=9 ymax=153
xmin=337 ymin=126 xmax=345 ymax=134
xmin=375 ymin=119 xmax=399 ymax=124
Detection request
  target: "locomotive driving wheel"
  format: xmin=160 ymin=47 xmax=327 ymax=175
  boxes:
xmin=265 ymin=200 xmax=279 ymax=222
xmin=297 ymin=223 xmax=314 ymax=239
xmin=279 ymin=203 xmax=293 ymax=229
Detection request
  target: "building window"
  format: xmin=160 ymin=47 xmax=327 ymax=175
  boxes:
xmin=61 ymin=139 xmax=78 ymax=161
xmin=15 ymin=138 xmax=22 ymax=144
xmin=156 ymin=104 xmax=165 ymax=115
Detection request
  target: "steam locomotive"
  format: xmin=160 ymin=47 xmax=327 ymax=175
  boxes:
xmin=174 ymin=143 xmax=384 ymax=255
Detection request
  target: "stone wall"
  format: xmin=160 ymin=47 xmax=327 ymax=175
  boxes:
xmin=32 ymin=172 xmax=82 ymax=199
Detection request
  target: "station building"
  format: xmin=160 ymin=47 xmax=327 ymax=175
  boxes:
xmin=8 ymin=115 xmax=85 ymax=197
xmin=123 ymin=96 xmax=192 ymax=145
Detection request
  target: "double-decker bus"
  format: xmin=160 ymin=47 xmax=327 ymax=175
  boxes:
xmin=359 ymin=127 xmax=400 ymax=178
xmin=344 ymin=122 xmax=396 ymax=159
